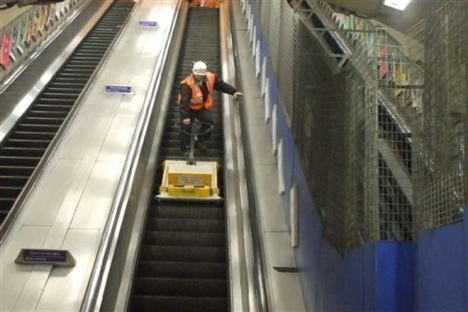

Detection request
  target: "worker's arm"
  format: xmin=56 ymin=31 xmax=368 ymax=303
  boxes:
xmin=213 ymin=76 xmax=243 ymax=98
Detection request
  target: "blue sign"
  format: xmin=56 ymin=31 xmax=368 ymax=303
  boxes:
xmin=105 ymin=85 xmax=133 ymax=94
xmin=23 ymin=249 xmax=67 ymax=262
xmin=139 ymin=20 xmax=158 ymax=27
xmin=15 ymin=248 xmax=76 ymax=267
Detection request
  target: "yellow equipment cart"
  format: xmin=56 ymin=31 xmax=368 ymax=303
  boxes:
xmin=157 ymin=159 xmax=221 ymax=201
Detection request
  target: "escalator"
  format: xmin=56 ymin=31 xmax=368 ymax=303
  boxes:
xmin=129 ymin=7 xmax=229 ymax=312
xmin=0 ymin=0 xmax=136 ymax=226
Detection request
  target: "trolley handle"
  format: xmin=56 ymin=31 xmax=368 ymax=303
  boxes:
xmin=173 ymin=120 xmax=213 ymax=136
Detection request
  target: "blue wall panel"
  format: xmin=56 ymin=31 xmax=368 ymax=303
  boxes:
xmin=416 ymin=222 xmax=466 ymax=312
xmin=294 ymin=161 xmax=323 ymax=309
xmin=314 ymin=238 xmax=345 ymax=311
xmin=375 ymin=243 xmax=415 ymax=312
xmin=344 ymin=243 xmax=416 ymax=312
xmin=345 ymin=245 xmax=367 ymax=312
xmin=363 ymin=244 xmax=377 ymax=311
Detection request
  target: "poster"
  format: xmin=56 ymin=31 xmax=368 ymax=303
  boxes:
xmin=379 ymin=44 xmax=388 ymax=79
xmin=17 ymin=19 xmax=26 ymax=53
xmin=394 ymin=60 xmax=403 ymax=97
xmin=34 ymin=9 xmax=42 ymax=36
xmin=25 ymin=15 xmax=34 ymax=46
xmin=0 ymin=34 xmax=12 ymax=69
xmin=10 ymin=26 xmax=18 ymax=48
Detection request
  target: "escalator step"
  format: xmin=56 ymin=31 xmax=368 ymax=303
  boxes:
xmin=133 ymin=277 xmax=227 ymax=297
xmin=137 ymin=260 xmax=226 ymax=279
xmin=0 ymin=156 xmax=40 ymax=166
xmin=144 ymin=231 xmax=225 ymax=247
xmin=0 ymin=175 xmax=29 ymax=186
xmin=4 ymin=140 xmax=51 ymax=149
xmin=0 ymin=198 xmax=15 ymax=211
xmin=0 ymin=147 xmax=46 ymax=157
xmin=140 ymin=245 xmax=226 ymax=263
xmin=131 ymin=294 xmax=228 ymax=312
xmin=150 ymin=205 xmax=224 ymax=219
xmin=0 ymin=166 xmax=35 ymax=176
xmin=145 ymin=218 xmax=224 ymax=233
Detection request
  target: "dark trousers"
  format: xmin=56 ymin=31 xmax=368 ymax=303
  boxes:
xmin=179 ymin=108 xmax=214 ymax=149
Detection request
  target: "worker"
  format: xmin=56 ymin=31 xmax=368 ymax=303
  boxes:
xmin=178 ymin=61 xmax=243 ymax=155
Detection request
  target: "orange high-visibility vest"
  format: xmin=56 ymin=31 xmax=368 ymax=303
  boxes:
xmin=178 ymin=72 xmax=216 ymax=110
xmin=189 ymin=0 xmax=220 ymax=7
xmin=204 ymin=0 xmax=220 ymax=8
xmin=189 ymin=0 xmax=200 ymax=7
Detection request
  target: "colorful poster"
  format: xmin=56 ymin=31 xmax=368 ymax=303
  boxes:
xmin=18 ymin=19 xmax=26 ymax=52
xmin=402 ymin=71 xmax=412 ymax=106
xmin=41 ymin=6 xmax=51 ymax=30
xmin=367 ymin=32 xmax=376 ymax=56
xmin=34 ymin=9 xmax=43 ymax=36
xmin=8 ymin=27 xmax=18 ymax=61
xmin=40 ymin=7 xmax=47 ymax=31
xmin=411 ymin=77 xmax=423 ymax=109
xmin=0 ymin=34 xmax=12 ymax=69
xmin=372 ymin=33 xmax=380 ymax=57
xmin=25 ymin=15 xmax=34 ymax=45
xmin=387 ymin=50 xmax=394 ymax=80
xmin=10 ymin=26 xmax=18 ymax=48
xmin=394 ymin=60 xmax=403 ymax=96
xmin=48 ymin=5 xmax=56 ymax=26
xmin=55 ymin=3 xmax=62 ymax=19
xmin=379 ymin=44 xmax=388 ymax=79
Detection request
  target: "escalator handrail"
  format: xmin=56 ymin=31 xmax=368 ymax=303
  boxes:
xmin=220 ymin=2 xmax=260 ymax=311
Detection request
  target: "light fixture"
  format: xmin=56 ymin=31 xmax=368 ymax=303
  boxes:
xmin=384 ymin=0 xmax=411 ymax=11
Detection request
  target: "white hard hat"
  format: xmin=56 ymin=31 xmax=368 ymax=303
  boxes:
xmin=192 ymin=61 xmax=208 ymax=75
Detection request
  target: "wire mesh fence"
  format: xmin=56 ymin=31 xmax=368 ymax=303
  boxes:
xmin=407 ymin=0 xmax=468 ymax=231
xmin=252 ymin=0 xmax=467 ymax=251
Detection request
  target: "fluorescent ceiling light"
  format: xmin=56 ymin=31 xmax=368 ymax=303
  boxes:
xmin=384 ymin=0 xmax=411 ymax=11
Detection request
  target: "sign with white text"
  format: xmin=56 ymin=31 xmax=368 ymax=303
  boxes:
xmin=15 ymin=248 xmax=76 ymax=267
xmin=139 ymin=20 xmax=158 ymax=28
xmin=105 ymin=85 xmax=133 ymax=94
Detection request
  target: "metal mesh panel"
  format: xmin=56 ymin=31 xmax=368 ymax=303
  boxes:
xmin=377 ymin=103 xmax=414 ymax=240
xmin=311 ymin=0 xmax=414 ymax=244
xmin=363 ymin=85 xmax=381 ymax=243
xmin=343 ymin=70 xmax=367 ymax=247
xmin=292 ymin=23 xmax=355 ymax=251
xmin=406 ymin=0 xmax=468 ymax=231
xmin=260 ymin=0 xmax=270 ymax=41
xmin=277 ymin=1 xmax=298 ymax=121
xmin=316 ymin=0 xmax=422 ymax=242
xmin=268 ymin=1 xmax=281 ymax=71
xmin=378 ymin=155 xmax=413 ymax=240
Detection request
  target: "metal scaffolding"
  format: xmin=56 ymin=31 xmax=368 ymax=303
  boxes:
xmin=250 ymin=0 xmax=467 ymax=252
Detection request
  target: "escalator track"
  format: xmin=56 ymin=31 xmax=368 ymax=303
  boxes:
xmin=0 ymin=0 xmax=136 ymax=226
xmin=129 ymin=7 xmax=229 ymax=312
